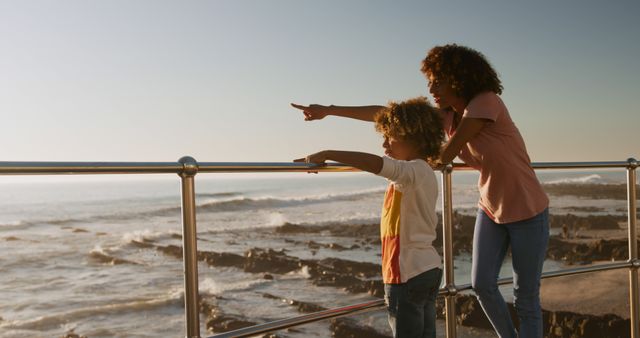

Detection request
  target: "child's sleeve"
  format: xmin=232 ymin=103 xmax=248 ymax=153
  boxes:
xmin=377 ymin=156 xmax=425 ymax=186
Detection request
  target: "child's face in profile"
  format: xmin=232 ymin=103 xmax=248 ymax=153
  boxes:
xmin=382 ymin=135 xmax=419 ymax=161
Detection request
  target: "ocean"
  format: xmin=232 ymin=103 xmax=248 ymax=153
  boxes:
xmin=0 ymin=169 xmax=632 ymax=337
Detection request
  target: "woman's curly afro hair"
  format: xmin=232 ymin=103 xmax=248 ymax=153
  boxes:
xmin=421 ymin=44 xmax=503 ymax=103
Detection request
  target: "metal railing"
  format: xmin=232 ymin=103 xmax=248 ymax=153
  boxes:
xmin=0 ymin=158 xmax=638 ymax=338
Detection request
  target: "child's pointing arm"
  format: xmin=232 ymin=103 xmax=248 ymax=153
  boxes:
xmin=294 ymin=150 xmax=383 ymax=174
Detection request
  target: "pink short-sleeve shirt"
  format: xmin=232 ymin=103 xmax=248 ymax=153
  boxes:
xmin=442 ymin=92 xmax=549 ymax=223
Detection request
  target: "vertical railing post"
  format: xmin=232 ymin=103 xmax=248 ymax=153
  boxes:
xmin=179 ymin=156 xmax=201 ymax=338
xmin=628 ymin=158 xmax=639 ymax=338
xmin=441 ymin=164 xmax=457 ymax=338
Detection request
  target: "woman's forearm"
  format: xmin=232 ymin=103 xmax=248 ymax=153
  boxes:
xmin=326 ymin=105 xmax=385 ymax=122
xmin=440 ymin=117 xmax=489 ymax=163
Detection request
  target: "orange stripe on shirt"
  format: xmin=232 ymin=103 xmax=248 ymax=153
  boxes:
xmin=381 ymin=235 xmax=401 ymax=283
xmin=380 ymin=183 xmax=403 ymax=283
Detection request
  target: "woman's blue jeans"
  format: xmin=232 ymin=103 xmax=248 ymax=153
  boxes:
xmin=384 ymin=267 xmax=442 ymax=338
xmin=471 ymin=208 xmax=549 ymax=338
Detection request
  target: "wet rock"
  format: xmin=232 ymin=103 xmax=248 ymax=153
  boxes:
xmin=151 ymin=243 xmax=385 ymax=293
xmin=347 ymin=280 xmax=384 ymax=298
xmin=275 ymin=222 xmax=314 ymax=233
xmin=262 ymin=293 xmax=327 ymax=313
xmin=543 ymin=183 xmax=638 ymax=200
xmin=546 ymin=237 xmax=635 ymax=263
xmin=300 ymin=258 xmax=384 ymax=297
xmin=442 ymin=294 xmax=517 ymax=330
xmin=263 ymin=273 xmax=274 ymax=280
xmin=199 ymin=298 xmax=218 ymax=317
xmin=4 ymin=236 xmax=20 ymax=241
xmin=437 ymin=294 xmax=630 ymax=338
xmin=549 ymin=214 xmax=623 ymax=230
xmin=433 ymin=213 xmax=474 ymax=256
xmin=275 ymin=222 xmax=380 ymax=238
xmin=307 ymin=240 xmax=322 ymax=249
xmin=200 ymin=299 xmax=257 ymax=334
xmin=326 ymin=223 xmax=379 ymax=238
xmin=454 ymin=295 xmax=492 ymax=329
xmin=562 ymin=206 xmax=605 ymax=213
xmin=61 ymin=331 xmax=87 ymax=338
xmin=328 ymin=243 xmax=348 ymax=250
xmin=316 ymin=257 xmax=380 ymax=278
xmin=432 ymin=212 xmax=628 ymax=258
xmin=72 ymin=228 xmax=89 ymax=233
xmin=198 ymin=251 xmax=245 ymax=267
xmin=89 ymin=251 xmax=140 ymax=265
xmin=157 ymin=244 xmax=183 ymax=259
xmin=244 ymin=248 xmax=300 ymax=274
xmin=330 ymin=318 xmax=390 ymax=338
xmin=545 ymin=311 xmax=630 ymax=338
xmin=206 ymin=312 xmax=257 ymax=333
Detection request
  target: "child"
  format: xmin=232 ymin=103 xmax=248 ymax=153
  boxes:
xmin=294 ymin=97 xmax=444 ymax=338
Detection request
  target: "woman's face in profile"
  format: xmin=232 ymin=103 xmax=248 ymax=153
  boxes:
xmin=427 ymin=74 xmax=457 ymax=110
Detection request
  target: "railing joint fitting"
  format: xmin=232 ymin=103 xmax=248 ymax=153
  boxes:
xmin=631 ymin=259 xmax=640 ymax=269
xmin=627 ymin=158 xmax=638 ymax=170
xmin=441 ymin=163 xmax=453 ymax=174
xmin=179 ymin=156 xmax=199 ymax=177
xmin=445 ymin=284 xmax=458 ymax=296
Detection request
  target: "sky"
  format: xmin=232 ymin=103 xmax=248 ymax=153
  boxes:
xmin=1 ymin=0 xmax=639 ymax=165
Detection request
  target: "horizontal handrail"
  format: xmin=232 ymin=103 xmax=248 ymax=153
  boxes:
xmin=1 ymin=159 xmax=637 ymax=175
xmin=0 ymin=161 xmax=356 ymax=175
xmin=1 ymin=158 xmax=637 ymax=338
xmin=455 ymin=160 xmax=639 ymax=171
xmin=209 ymin=299 xmax=386 ymax=338
xmin=207 ymin=260 xmax=637 ymax=338
xmin=0 ymin=161 xmax=183 ymax=174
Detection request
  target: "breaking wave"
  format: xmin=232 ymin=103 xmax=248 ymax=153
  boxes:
xmin=0 ymin=292 xmax=183 ymax=331
xmin=544 ymin=174 xmax=609 ymax=185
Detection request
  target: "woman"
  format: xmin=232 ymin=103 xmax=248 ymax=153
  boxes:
xmin=292 ymin=44 xmax=549 ymax=338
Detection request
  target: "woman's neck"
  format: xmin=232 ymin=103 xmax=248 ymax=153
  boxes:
xmin=451 ymin=101 xmax=467 ymax=115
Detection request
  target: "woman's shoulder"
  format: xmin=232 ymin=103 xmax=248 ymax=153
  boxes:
xmin=464 ymin=92 xmax=506 ymax=120
xmin=468 ymin=91 xmax=504 ymax=107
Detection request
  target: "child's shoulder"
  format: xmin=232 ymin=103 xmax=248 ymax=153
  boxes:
xmin=405 ymin=158 xmax=437 ymax=180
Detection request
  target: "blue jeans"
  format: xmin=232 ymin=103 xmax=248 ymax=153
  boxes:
xmin=384 ymin=268 xmax=442 ymax=338
xmin=471 ymin=208 xmax=549 ymax=338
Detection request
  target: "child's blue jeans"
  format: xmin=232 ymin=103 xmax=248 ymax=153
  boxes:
xmin=384 ymin=267 xmax=442 ymax=338
xmin=471 ymin=208 xmax=549 ymax=338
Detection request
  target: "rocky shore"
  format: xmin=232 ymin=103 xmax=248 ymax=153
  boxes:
xmin=121 ymin=208 xmax=636 ymax=337
xmin=543 ymin=182 xmax=639 ymax=200
xmin=448 ymin=294 xmax=630 ymax=338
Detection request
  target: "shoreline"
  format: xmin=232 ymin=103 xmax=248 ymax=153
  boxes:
xmin=176 ymin=217 xmax=636 ymax=337
xmin=5 ymin=209 xmax=636 ymax=338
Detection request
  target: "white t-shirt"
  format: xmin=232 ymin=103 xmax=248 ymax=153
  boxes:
xmin=377 ymin=156 xmax=442 ymax=284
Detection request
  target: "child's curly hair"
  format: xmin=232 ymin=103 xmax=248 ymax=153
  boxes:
xmin=421 ymin=44 xmax=503 ymax=103
xmin=374 ymin=97 xmax=444 ymax=160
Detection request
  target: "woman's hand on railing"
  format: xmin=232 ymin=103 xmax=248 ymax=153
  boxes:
xmin=290 ymin=103 xmax=330 ymax=121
